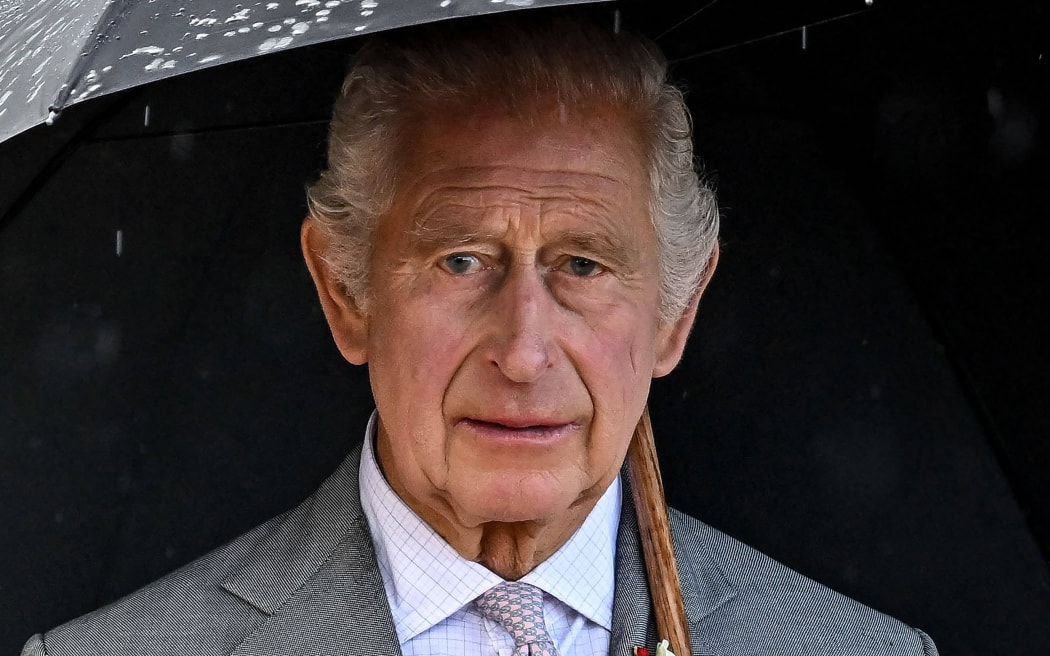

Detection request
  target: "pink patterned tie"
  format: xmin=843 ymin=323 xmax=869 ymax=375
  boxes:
xmin=473 ymin=581 xmax=561 ymax=656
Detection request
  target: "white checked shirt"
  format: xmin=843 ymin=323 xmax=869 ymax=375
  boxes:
xmin=359 ymin=413 xmax=620 ymax=656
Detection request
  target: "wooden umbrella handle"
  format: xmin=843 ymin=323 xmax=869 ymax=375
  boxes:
xmin=627 ymin=405 xmax=692 ymax=656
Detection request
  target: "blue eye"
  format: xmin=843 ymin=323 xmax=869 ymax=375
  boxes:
xmin=443 ymin=253 xmax=481 ymax=274
xmin=567 ymin=257 xmax=600 ymax=277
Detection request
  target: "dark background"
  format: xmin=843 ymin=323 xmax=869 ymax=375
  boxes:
xmin=2 ymin=0 xmax=1048 ymax=653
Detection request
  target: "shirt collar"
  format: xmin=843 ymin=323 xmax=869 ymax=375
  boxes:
xmin=520 ymin=468 xmax=619 ymax=630
xmin=358 ymin=411 xmax=619 ymax=642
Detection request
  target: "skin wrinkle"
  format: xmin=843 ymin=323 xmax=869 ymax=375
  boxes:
xmin=412 ymin=184 xmax=631 ymax=233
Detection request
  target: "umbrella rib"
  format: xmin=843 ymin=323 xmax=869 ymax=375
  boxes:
xmin=81 ymin=118 xmax=331 ymax=145
xmin=50 ymin=0 xmax=137 ymax=116
xmin=656 ymin=0 xmax=724 ymax=41
xmin=668 ymin=7 xmax=873 ymax=64
xmin=0 ymin=93 xmax=127 ymax=234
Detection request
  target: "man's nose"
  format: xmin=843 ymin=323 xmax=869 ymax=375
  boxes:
xmin=486 ymin=264 xmax=556 ymax=383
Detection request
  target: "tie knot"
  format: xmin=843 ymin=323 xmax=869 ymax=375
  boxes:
xmin=474 ymin=581 xmax=558 ymax=655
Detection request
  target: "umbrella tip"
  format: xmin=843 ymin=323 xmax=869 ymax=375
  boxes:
xmin=45 ymin=109 xmax=60 ymax=126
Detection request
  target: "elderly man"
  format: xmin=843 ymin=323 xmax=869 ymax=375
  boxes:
xmin=24 ymin=14 xmax=936 ymax=656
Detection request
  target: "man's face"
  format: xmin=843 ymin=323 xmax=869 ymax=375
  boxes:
xmin=319 ymin=103 xmax=696 ymax=531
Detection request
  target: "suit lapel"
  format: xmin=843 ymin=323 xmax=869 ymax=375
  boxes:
xmin=610 ymin=480 xmax=657 ymax=656
xmin=612 ymin=475 xmax=738 ymax=656
xmin=222 ymin=444 xmax=402 ymax=656
xmin=229 ymin=517 xmax=401 ymax=656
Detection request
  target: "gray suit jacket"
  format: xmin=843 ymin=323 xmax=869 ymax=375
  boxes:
xmin=24 ymin=444 xmax=937 ymax=656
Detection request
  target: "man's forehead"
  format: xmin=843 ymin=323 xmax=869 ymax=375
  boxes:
xmin=398 ymin=159 xmax=650 ymax=236
xmin=409 ymin=177 xmax=637 ymax=228
xmin=400 ymin=98 xmax=648 ymax=176
xmin=413 ymin=167 xmax=634 ymax=208
xmin=393 ymin=123 xmax=646 ymax=218
xmin=374 ymin=98 xmax=655 ymax=253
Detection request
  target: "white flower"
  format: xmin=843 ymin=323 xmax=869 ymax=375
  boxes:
xmin=655 ymin=639 xmax=676 ymax=656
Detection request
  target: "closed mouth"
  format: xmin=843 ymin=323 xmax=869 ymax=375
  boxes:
xmin=460 ymin=417 xmax=579 ymax=441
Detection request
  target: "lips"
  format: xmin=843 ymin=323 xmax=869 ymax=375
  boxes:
xmin=460 ymin=417 xmax=579 ymax=442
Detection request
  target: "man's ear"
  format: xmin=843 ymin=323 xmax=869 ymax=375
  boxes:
xmin=301 ymin=217 xmax=369 ymax=365
xmin=653 ymin=242 xmax=719 ymax=378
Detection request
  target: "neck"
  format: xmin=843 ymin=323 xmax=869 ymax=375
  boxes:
xmin=393 ymin=482 xmax=599 ymax=580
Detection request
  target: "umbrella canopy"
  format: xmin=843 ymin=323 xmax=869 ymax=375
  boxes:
xmin=0 ymin=0 xmax=602 ymax=143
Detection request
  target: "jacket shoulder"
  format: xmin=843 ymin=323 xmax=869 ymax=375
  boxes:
xmin=668 ymin=508 xmax=938 ymax=656
xmin=23 ymin=511 xmax=288 ymax=656
xmin=25 ymin=445 xmax=368 ymax=656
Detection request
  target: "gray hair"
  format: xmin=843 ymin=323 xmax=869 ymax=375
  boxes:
xmin=306 ymin=13 xmax=719 ymax=322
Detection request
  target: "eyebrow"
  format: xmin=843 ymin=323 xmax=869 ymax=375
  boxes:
xmin=548 ymin=231 xmax=637 ymax=272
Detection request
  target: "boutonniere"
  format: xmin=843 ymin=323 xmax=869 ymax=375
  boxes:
xmin=633 ymin=639 xmax=676 ymax=656
xmin=655 ymin=639 xmax=676 ymax=656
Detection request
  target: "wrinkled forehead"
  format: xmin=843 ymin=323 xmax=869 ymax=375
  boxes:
xmin=370 ymin=102 xmax=656 ymax=266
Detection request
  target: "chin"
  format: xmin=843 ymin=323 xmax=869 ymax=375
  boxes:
xmin=456 ymin=471 xmax=583 ymax=525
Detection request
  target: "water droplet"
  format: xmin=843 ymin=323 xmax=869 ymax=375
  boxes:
xmin=225 ymin=7 xmax=251 ymax=22
xmin=257 ymin=35 xmax=294 ymax=51
xmin=121 ymin=45 xmax=166 ymax=58
xmin=291 ymin=22 xmax=309 ymax=35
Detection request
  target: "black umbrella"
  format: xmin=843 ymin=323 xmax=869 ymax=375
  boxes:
xmin=3 ymin=1 xmax=1049 ymax=653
